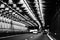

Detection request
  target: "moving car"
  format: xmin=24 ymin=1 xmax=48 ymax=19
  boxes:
xmin=29 ymin=29 xmax=38 ymax=34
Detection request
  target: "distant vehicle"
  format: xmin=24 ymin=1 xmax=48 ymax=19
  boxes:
xmin=29 ymin=29 xmax=38 ymax=34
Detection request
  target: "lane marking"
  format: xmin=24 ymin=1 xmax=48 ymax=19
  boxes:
xmin=47 ymin=34 xmax=53 ymax=40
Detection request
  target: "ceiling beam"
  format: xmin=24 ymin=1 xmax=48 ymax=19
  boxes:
xmin=24 ymin=0 xmax=42 ymax=28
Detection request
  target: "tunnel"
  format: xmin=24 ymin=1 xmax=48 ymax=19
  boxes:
xmin=0 ymin=0 xmax=59 ymax=40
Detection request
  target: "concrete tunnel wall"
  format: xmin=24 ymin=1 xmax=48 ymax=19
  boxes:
xmin=0 ymin=16 xmax=28 ymax=32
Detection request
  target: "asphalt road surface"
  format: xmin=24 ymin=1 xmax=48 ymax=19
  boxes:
xmin=0 ymin=32 xmax=54 ymax=40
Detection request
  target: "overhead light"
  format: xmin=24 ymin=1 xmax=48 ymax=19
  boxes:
xmin=9 ymin=10 xmax=12 ymax=12
xmin=12 ymin=12 xmax=15 ymax=14
xmin=13 ymin=4 xmax=16 ymax=7
xmin=15 ymin=14 xmax=17 ymax=16
xmin=16 ymin=7 xmax=20 ymax=10
xmin=0 ymin=4 xmax=5 ymax=8
xmin=8 ymin=0 xmax=13 ymax=4
xmin=5 ymin=8 xmax=9 ymax=10
xmin=19 ymin=10 xmax=22 ymax=12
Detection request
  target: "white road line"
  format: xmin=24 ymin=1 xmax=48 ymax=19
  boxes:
xmin=47 ymin=34 xmax=53 ymax=40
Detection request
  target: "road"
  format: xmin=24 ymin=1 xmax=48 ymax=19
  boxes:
xmin=0 ymin=32 xmax=53 ymax=40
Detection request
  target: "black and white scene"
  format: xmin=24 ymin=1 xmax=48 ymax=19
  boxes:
xmin=0 ymin=0 xmax=59 ymax=40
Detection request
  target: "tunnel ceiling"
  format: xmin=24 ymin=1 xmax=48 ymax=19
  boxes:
xmin=0 ymin=0 xmax=46 ymax=28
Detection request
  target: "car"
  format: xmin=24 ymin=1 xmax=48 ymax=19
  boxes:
xmin=29 ymin=29 xmax=38 ymax=33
